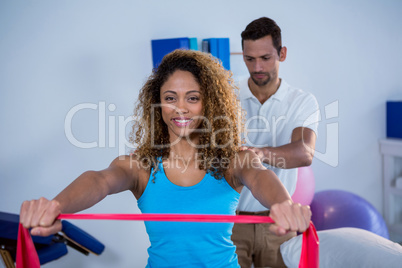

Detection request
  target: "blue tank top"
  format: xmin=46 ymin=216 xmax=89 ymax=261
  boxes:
xmin=137 ymin=159 xmax=240 ymax=268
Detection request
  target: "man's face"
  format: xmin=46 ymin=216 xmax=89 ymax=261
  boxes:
xmin=243 ymin=35 xmax=284 ymax=87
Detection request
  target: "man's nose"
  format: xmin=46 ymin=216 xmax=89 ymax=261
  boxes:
xmin=254 ymin=59 xmax=263 ymax=72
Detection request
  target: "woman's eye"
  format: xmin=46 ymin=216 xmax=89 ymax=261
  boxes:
xmin=165 ymin=96 xmax=175 ymax=101
xmin=188 ymin=96 xmax=200 ymax=102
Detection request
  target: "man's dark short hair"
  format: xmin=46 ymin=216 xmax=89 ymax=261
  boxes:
xmin=241 ymin=17 xmax=282 ymax=56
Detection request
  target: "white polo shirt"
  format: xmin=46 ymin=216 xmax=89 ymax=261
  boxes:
xmin=237 ymin=78 xmax=319 ymax=212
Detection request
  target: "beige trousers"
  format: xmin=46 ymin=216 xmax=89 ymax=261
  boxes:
xmin=232 ymin=211 xmax=296 ymax=268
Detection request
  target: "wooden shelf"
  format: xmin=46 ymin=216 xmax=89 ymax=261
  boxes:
xmin=380 ymin=139 xmax=402 ymax=157
xmin=380 ymin=138 xmax=402 ymax=239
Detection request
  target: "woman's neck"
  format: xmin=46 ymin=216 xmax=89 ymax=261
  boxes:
xmin=168 ymin=139 xmax=199 ymax=160
xmin=168 ymin=132 xmax=200 ymax=158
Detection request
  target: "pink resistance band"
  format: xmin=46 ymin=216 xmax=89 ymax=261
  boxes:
xmin=17 ymin=214 xmax=319 ymax=268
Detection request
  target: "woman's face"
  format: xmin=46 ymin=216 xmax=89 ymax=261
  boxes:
xmin=160 ymin=70 xmax=204 ymax=143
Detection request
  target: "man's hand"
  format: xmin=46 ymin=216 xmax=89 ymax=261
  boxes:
xmin=240 ymin=146 xmax=266 ymax=159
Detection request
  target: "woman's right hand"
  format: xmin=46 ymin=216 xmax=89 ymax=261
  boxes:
xmin=19 ymin=197 xmax=62 ymax=236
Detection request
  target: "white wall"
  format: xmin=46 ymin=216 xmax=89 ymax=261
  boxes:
xmin=1 ymin=0 xmax=401 ymax=267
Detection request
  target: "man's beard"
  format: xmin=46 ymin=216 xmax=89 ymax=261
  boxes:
xmin=251 ymin=72 xmax=271 ymax=86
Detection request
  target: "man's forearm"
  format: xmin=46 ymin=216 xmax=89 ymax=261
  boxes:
xmin=257 ymin=140 xmax=314 ymax=169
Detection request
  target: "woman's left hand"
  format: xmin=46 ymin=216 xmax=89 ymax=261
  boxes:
xmin=268 ymin=200 xmax=311 ymax=236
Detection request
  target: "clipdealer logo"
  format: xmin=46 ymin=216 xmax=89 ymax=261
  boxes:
xmin=64 ymin=101 xmax=135 ymax=154
xmin=313 ymin=100 xmax=339 ymax=167
xmin=63 ymin=100 xmax=339 ymax=167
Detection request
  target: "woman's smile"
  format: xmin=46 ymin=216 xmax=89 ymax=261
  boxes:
xmin=172 ymin=117 xmax=193 ymax=127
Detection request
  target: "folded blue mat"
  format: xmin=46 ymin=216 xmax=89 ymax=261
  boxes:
xmin=0 ymin=211 xmax=105 ymax=265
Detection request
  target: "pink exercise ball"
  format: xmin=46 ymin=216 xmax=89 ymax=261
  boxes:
xmin=291 ymin=166 xmax=315 ymax=206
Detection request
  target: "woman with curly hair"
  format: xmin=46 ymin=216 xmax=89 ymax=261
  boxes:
xmin=19 ymin=49 xmax=311 ymax=267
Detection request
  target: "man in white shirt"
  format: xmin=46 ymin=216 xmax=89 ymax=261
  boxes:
xmin=232 ymin=17 xmax=319 ymax=267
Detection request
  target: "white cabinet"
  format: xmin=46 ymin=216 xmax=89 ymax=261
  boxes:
xmin=379 ymin=139 xmax=402 ymax=241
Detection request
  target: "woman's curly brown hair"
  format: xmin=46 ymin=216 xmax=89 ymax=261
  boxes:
xmin=130 ymin=49 xmax=244 ymax=180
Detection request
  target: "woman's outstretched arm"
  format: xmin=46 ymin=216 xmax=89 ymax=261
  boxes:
xmin=231 ymin=150 xmax=311 ymax=235
xmin=19 ymin=155 xmax=139 ymax=236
